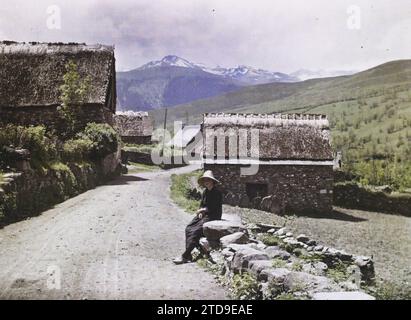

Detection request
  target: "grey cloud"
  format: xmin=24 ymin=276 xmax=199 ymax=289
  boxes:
xmin=0 ymin=0 xmax=410 ymax=72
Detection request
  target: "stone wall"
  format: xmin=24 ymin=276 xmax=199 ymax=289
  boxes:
xmin=121 ymin=135 xmax=152 ymax=145
xmin=0 ymin=104 xmax=114 ymax=132
xmin=0 ymin=151 xmax=121 ymax=225
xmin=198 ymin=219 xmax=376 ymax=300
xmin=204 ymin=164 xmax=334 ymax=214
xmin=334 ymin=182 xmax=411 ymax=216
xmin=121 ymin=149 xmax=187 ymax=170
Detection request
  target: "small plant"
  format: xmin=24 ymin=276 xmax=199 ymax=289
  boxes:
xmin=274 ymin=293 xmax=300 ymax=300
xmin=279 ymin=242 xmax=295 ymax=253
xmin=299 ymin=253 xmax=323 ymax=263
xmin=291 ymin=261 xmax=303 ymax=271
xmin=196 ymin=258 xmax=209 ymax=269
xmin=0 ymin=124 xmax=58 ymax=168
xmin=293 ymin=248 xmax=303 ymax=257
xmin=258 ymin=234 xmax=280 ymax=246
xmin=326 ymin=260 xmax=350 ymax=283
xmin=231 ymin=272 xmax=261 ymax=300
xmin=271 ymin=258 xmax=287 ymax=268
xmin=58 ymin=60 xmax=91 ymax=137
xmin=62 ymin=138 xmax=94 ymax=162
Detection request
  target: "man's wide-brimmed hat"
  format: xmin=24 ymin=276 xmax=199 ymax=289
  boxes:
xmin=198 ymin=170 xmax=220 ymax=187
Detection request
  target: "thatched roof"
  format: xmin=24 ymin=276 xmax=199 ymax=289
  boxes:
xmin=203 ymin=113 xmax=333 ymax=161
xmin=0 ymin=41 xmax=115 ymax=107
xmin=114 ymin=111 xmax=153 ymax=136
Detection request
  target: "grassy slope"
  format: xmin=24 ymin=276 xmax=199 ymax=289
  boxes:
xmin=150 ymin=60 xmax=411 ymax=124
xmin=150 ymin=59 xmax=411 ymax=187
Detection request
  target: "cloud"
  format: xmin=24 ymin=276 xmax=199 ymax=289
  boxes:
xmin=0 ymin=0 xmax=410 ymax=72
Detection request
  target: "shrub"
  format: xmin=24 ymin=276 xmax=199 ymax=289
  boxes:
xmin=0 ymin=125 xmax=58 ymax=167
xmin=62 ymin=138 xmax=94 ymax=162
xmin=76 ymin=123 xmax=120 ymax=159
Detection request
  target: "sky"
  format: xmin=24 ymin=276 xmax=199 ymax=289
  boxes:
xmin=0 ymin=0 xmax=410 ymax=72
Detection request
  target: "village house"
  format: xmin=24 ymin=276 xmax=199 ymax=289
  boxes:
xmin=114 ymin=111 xmax=153 ymax=144
xmin=0 ymin=41 xmax=116 ymax=129
xmin=202 ymin=113 xmax=334 ymax=214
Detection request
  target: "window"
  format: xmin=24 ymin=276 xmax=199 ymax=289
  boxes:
xmin=246 ymin=183 xmax=268 ymax=201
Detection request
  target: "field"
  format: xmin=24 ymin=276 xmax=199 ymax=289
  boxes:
xmin=224 ymin=205 xmax=411 ymax=299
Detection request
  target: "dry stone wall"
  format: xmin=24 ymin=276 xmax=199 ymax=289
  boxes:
xmin=0 ymin=150 xmax=121 ymax=225
xmin=199 ymin=219 xmax=376 ymax=300
xmin=205 ymin=164 xmax=333 ymax=214
xmin=334 ymin=182 xmax=411 ymax=216
xmin=0 ymin=104 xmax=114 ymax=133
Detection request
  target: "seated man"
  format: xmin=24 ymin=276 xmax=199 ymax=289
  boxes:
xmin=173 ymin=170 xmax=222 ymax=264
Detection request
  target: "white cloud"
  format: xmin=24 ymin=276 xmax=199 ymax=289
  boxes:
xmin=0 ymin=0 xmax=410 ymax=72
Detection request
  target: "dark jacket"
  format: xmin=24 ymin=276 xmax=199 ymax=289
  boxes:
xmin=200 ymin=187 xmax=222 ymax=221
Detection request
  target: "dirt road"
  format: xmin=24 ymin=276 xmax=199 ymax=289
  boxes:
xmin=0 ymin=165 xmax=228 ymax=299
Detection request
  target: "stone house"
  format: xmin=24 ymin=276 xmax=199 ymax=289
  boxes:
xmin=114 ymin=111 xmax=153 ymax=144
xmin=202 ymin=113 xmax=334 ymax=214
xmin=0 ymin=41 xmax=116 ymax=130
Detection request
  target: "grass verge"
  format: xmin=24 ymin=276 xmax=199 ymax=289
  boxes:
xmin=170 ymin=171 xmax=202 ymax=213
xmin=127 ymin=162 xmax=160 ymax=173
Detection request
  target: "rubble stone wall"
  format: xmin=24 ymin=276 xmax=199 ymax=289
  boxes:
xmin=0 ymin=104 xmax=114 ymax=131
xmin=334 ymin=182 xmax=411 ymax=216
xmin=0 ymin=150 xmax=121 ymax=225
xmin=204 ymin=164 xmax=334 ymax=214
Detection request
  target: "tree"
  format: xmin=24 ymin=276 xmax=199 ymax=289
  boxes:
xmin=58 ymin=60 xmax=91 ymax=138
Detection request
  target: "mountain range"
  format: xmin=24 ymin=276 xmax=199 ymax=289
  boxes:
xmin=148 ymin=59 xmax=411 ymax=192
xmin=116 ymin=55 xmax=355 ymax=111
xmin=150 ymin=59 xmax=411 ymax=123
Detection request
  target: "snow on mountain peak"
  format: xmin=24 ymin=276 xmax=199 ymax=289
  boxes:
xmin=138 ymin=55 xmax=298 ymax=84
xmin=140 ymin=55 xmax=200 ymax=70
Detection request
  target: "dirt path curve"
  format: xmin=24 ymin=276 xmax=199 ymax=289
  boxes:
xmin=0 ymin=165 xmax=228 ymax=299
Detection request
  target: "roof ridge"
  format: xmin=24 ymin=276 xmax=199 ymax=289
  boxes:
xmin=204 ymin=112 xmax=327 ymax=120
xmin=0 ymin=41 xmax=114 ymax=54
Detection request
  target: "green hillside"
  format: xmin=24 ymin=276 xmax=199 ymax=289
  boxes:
xmin=150 ymin=60 xmax=411 ymax=190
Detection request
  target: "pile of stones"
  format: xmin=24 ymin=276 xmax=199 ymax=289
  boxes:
xmin=199 ymin=219 xmax=376 ymax=300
